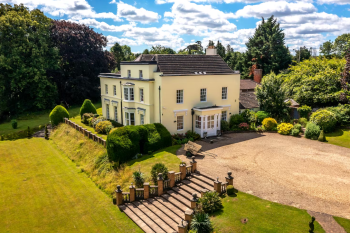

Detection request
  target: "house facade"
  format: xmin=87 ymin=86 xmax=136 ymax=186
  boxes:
xmin=99 ymin=49 xmax=240 ymax=137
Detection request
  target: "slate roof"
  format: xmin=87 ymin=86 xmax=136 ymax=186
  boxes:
xmin=239 ymin=92 xmax=259 ymax=109
xmin=240 ymin=79 xmax=260 ymax=90
xmin=133 ymin=54 xmax=238 ymax=76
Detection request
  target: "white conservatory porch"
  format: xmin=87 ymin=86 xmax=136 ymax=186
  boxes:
xmin=193 ymin=106 xmax=223 ymax=138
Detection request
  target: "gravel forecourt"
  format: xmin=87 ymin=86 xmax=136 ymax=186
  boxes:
xmin=177 ymin=132 xmax=350 ymax=219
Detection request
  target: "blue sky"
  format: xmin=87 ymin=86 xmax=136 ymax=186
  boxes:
xmin=2 ymin=0 xmax=350 ymax=54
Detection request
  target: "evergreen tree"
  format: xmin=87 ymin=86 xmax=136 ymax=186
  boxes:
xmin=142 ymin=49 xmax=150 ymax=54
xmin=216 ymin=40 xmax=226 ymax=58
xmin=293 ymin=46 xmax=311 ymax=63
xmin=245 ymin=15 xmax=292 ymax=78
xmin=111 ymin=42 xmax=124 ymax=70
xmin=340 ymin=47 xmax=350 ymax=103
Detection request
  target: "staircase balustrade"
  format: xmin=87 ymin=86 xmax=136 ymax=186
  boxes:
xmin=149 ymin=185 xmax=158 ymax=198
xmin=163 ymin=179 xmax=170 ymax=190
xmin=186 ymin=165 xmax=192 ymax=176
xmin=175 ymin=172 xmax=181 ymax=184
xmin=135 ymin=188 xmax=144 ymax=201
xmin=122 ymin=192 xmax=130 ymax=203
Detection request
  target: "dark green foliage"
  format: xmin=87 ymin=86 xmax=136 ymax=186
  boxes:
xmin=327 ymin=104 xmax=350 ymax=126
xmin=49 ymin=105 xmax=69 ymax=126
xmin=149 ymin=45 xmax=176 ymax=54
xmin=216 ymin=40 xmax=225 ymax=58
xmin=293 ymin=46 xmax=311 ymax=63
xmin=45 ymin=125 xmax=49 ymax=140
xmin=226 ymin=185 xmax=235 ymax=196
xmin=27 ymin=126 xmax=31 ymax=138
xmin=11 ymin=120 xmax=17 ymax=129
xmin=151 ymin=163 xmax=168 ymax=184
xmin=1 ymin=126 xmax=42 ymax=141
xmin=132 ymin=171 xmax=145 ymax=188
xmin=199 ymin=191 xmax=223 ymax=213
xmin=106 ymin=123 xmax=171 ymax=163
xmin=291 ymin=128 xmax=300 ymax=137
xmin=243 ymin=15 xmax=292 ymax=79
xmin=190 ymin=212 xmax=213 ymax=233
xmin=0 ymin=135 xmax=3 ymax=141
xmin=241 ymin=109 xmax=257 ymax=123
xmin=221 ymin=120 xmax=230 ymax=132
xmin=297 ymin=105 xmax=312 ymax=119
xmin=310 ymin=109 xmax=337 ymax=133
xmin=0 ymin=4 xmax=59 ymax=117
xmin=255 ymin=111 xmax=270 ymax=124
xmin=111 ymin=42 xmax=123 ymax=70
xmin=305 ymin=123 xmax=321 ymax=140
xmin=293 ymin=124 xmax=302 ymax=132
xmin=229 ymin=114 xmax=245 ymax=128
xmin=298 ymin=118 xmax=308 ymax=127
xmin=108 ymin=119 xmax=123 ymax=128
xmin=185 ymin=130 xmax=201 ymax=141
xmin=318 ymin=130 xmax=326 ymax=142
xmin=256 ymin=73 xmax=290 ymax=120
xmin=82 ymin=113 xmax=95 ymax=124
xmin=80 ymin=99 xmax=97 ymax=117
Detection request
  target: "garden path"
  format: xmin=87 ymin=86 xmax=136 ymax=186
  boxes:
xmin=177 ymin=132 xmax=350 ymax=222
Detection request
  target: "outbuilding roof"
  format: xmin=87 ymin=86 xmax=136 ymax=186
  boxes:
xmin=240 ymin=79 xmax=260 ymax=90
xmin=239 ymin=92 xmax=259 ymax=109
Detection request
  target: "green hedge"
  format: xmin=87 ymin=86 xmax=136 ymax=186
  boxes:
xmin=80 ymin=99 xmax=97 ymax=116
xmin=49 ymin=105 xmax=69 ymax=126
xmin=106 ymin=123 xmax=172 ymax=164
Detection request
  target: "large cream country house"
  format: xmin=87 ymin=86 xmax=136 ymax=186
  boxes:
xmin=99 ymin=47 xmax=241 ymax=137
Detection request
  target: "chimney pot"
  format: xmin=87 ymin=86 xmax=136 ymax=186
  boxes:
xmin=253 ymin=69 xmax=262 ymax=83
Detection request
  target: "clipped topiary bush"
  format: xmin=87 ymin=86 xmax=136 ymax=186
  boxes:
xmin=298 ymin=118 xmax=308 ymax=127
xmin=132 ymin=170 xmax=145 ymax=188
xmin=151 ymin=163 xmax=168 ymax=184
xmin=255 ymin=111 xmax=270 ymax=124
xmin=262 ymin=118 xmax=277 ymax=131
xmin=221 ymin=120 xmax=230 ymax=132
xmin=310 ymin=109 xmax=337 ymax=133
xmin=327 ymin=104 xmax=350 ymax=126
xmin=241 ymin=109 xmax=257 ymax=123
xmin=79 ymin=99 xmax=97 ymax=117
xmin=318 ymin=130 xmax=326 ymax=142
xmin=305 ymin=122 xmax=321 ymax=140
xmin=227 ymin=185 xmax=235 ymax=196
xmin=291 ymin=128 xmax=300 ymax=137
xmin=49 ymin=105 xmax=69 ymax=126
xmin=297 ymin=105 xmax=312 ymax=119
xmin=108 ymin=119 xmax=123 ymax=128
xmin=11 ymin=119 xmax=17 ymax=129
xmin=277 ymin=123 xmax=293 ymax=135
xmin=229 ymin=114 xmax=245 ymax=128
xmin=293 ymin=123 xmax=302 ymax=132
xmin=143 ymin=123 xmax=172 ymax=153
xmin=95 ymin=120 xmax=113 ymax=134
xmin=199 ymin=191 xmax=223 ymax=213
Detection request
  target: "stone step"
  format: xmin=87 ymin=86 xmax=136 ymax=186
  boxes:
xmin=154 ymin=196 xmax=185 ymax=219
xmin=119 ymin=205 xmax=155 ymax=233
xmin=176 ymin=182 xmax=199 ymax=196
xmin=192 ymin=173 xmax=215 ymax=186
xmin=133 ymin=201 xmax=174 ymax=233
xmin=125 ymin=203 xmax=165 ymax=233
xmin=162 ymin=193 xmax=189 ymax=212
xmin=146 ymin=198 xmax=183 ymax=225
xmin=171 ymin=187 xmax=193 ymax=200
xmin=140 ymin=200 xmax=178 ymax=232
xmin=181 ymin=179 xmax=212 ymax=193
xmin=166 ymin=190 xmax=191 ymax=208
xmin=187 ymin=176 xmax=214 ymax=191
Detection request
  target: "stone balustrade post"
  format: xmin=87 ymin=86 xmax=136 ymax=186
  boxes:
xmin=190 ymin=193 xmax=198 ymax=210
xmin=178 ymin=220 xmax=188 ymax=233
xmin=115 ymin=185 xmax=123 ymax=206
xmin=168 ymin=171 xmax=175 ymax=188
xmin=184 ymin=208 xmax=194 ymax=226
xmin=226 ymin=171 xmax=234 ymax=186
xmin=157 ymin=173 xmax=164 ymax=196
xmin=190 ymin=156 xmax=197 ymax=173
xmin=144 ymin=183 xmax=150 ymax=199
xmin=180 ymin=163 xmax=186 ymax=180
xmin=214 ymin=177 xmax=222 ymax=194
xmin=200 ymin=189 xmax=208 ymax=198
xmin=129 ymin=183 xmax=135 ymax=202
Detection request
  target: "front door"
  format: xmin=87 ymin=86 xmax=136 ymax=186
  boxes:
xmin=207 ymin=115 xmax=217 ymax=136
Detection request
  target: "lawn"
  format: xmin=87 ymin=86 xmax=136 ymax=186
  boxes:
xmin=334 ymin=216 xmax=350 ymax=233
xmin=51 ymin=123 xmax=182 ymax=195
xmin=211 ymin=192 xmax=325 ymax=233
xmin=70 ymin=108 xmax=108 ymax=139
xmin=0 ymin=137 xmax=141 ymax=233
xmin=0 ymin=102 xmax=101 ymax=136
xmin=325 ymin=129 xmax=350 ymax=149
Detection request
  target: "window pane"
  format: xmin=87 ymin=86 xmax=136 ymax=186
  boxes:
xmin=139 ymin=70 xmax=143 ymax=78
xmin=222 ymin=87 xmax=227 ymax=99
xmin=177 ymin=116 xmax=183 ymax=130
xmin=140 ymin=114 xmax=144 ymax=125
xmin=105 ymin=84 xmax=108 ymax=94
xmin=200 ymin=88 xmax=206 ymax=101
xmin=113 ymin=85 xmax=116 ymax=95
xmin=130 ymin=113 xmax=135 ymax=125
xmin=106 ymin=104 xmax=109 ymax=119
xmin=114 ymin=106 xmax=118 ymax=121
xmin=140 ymin=89 xmax=143 ymax=102
xmin=130 ymin=88 xmax=134 ymax=101
xmin=124 ymin=88 xmax=128 ymax=100
xmin=177 ymin=90 xmax=183 ymax=103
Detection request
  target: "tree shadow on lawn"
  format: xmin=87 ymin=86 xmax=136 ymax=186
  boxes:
xmin=326 ymin=128 xmax=345 ymax=137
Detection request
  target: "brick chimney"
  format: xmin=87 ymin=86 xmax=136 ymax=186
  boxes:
xmin=253 ymin=69 xmax=262 ymax=83
xmin=206 ymin=46 xmax=217 ymax=55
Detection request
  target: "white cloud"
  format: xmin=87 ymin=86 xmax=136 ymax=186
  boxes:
xmin=233 ymin=1 xmax=317 ymax=18
xmin=317 ymin=0 xmax=350 ymax=5
xmin=68 ymin=18 xmax=136 ymax=32
xmin=110 ymin=1 xmax=161 ymax=24
xmin=106 ymin=35 xmax=140 ymax=47
xmin=1 ymin=0 xmax=121 ymax=21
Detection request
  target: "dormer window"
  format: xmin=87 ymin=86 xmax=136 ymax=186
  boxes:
xmin=127 ymin=70 xmax=131 ymax=78
xmin=139 ymin=70 xmax=143 ymax=79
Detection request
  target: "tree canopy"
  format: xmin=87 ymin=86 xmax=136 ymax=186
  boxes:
xmin=149 ymin=45 xmax=176 ymax=54
xmin=293 ymin=46 xmax=311 ymax=63
xmin=48 ymin=20 xmax=116 ymax=105
xmin=0 ymin=4 xmax=59 ymax=117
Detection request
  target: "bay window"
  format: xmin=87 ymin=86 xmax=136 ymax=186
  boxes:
xmin=124 ymin=87 xmax=134 ymax=101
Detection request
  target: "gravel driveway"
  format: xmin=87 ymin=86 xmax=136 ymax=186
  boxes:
xmin=177 ymin=132 xmax=350 ymax=219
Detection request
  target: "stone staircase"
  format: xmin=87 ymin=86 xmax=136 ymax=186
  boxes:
xmin=119 ymin=172 xmax=217 ymax=233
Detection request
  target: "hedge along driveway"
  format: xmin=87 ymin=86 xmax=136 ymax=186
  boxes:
xmin=0 ymin=138 xmax=141 ymax=233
